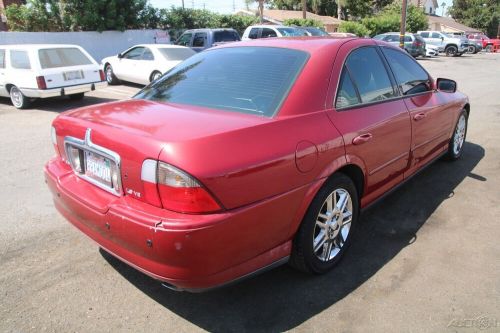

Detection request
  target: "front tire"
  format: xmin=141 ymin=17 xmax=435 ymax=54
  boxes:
xmin=150 ymin=71 xmax=162 ymax=82
xmin=9 ymin=86 xmax=30 ymax=109
xmin=105 ymin=64 xmax=120 ymax=85
xmin=446 ymin=110 xmax=468 ymax=161
xmin=290 ymin=173 xmax=359 ymax=274
xmin=445 ymin=45 xmax=458 ymax=57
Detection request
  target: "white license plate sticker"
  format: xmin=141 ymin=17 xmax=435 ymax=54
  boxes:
xmin=85 ymin=151 xmax=112 ymax=187
xmin=63 ymin=70 xmax=83 ymax=81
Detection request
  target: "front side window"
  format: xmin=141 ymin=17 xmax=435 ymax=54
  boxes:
xmin=431 ymin=32 xmax=442 ymax=38
xmin=142 ymin=48 xmax=154 ymax=60
xmin=420 ymin=32 xmax=429 ymax=38
xmin=193 ymin=33 xmax=207 ymax=47
xmin=135 ymin=47 xmax=309 ymax=117
xmin=0 ymin=49 xmax=5 ymax=69
xmin=382 ymin=47 xmax=431 ymax=95
xmin=261 ymin=28 xmax=277 ymax=38
xmin=343 ymin=47 xmax=396 ymax=104
xmin=248 ymin=28 xmax=259 ymax=39
xmin=10 ymin=50 xmax=31 ymax=69
xmin=38 ymin=48 xmax=92 ymax=68
xmin=123 ymin=47 xmax=144 ymax=60
xmin=176 ymin=33 xmax=192 ymax=46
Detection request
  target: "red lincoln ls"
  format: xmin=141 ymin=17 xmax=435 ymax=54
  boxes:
xmin=44 ymin=37 xmax=469 ymax=291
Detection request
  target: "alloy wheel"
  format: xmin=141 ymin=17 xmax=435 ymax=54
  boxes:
xmin=10 ymin=87 xmax=24 ymax=108
xmin=453 ymin=114 xmax=466 ymax=155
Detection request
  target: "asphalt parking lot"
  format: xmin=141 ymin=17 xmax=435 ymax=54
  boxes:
xmin=1 ymin=53 xmax=499 ymax=332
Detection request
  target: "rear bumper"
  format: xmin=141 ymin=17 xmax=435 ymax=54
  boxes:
xmin=44 ymin=157 xmax=293 ymax=291
xmin=21 ymin=81 xmax=107 ymax=98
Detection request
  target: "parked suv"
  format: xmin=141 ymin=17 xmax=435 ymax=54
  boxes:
xmin=417 ymin=31 xmax=468 ymax=56
xmin=372 ymin=33 xmax=426 ymax=57
xmin=241 ymin=25 xmax=305 ymax=40
xmin=0 ymin=44 xmax=105 ymax=109
xmin=175 ymin=29 xmax=240 ymax=52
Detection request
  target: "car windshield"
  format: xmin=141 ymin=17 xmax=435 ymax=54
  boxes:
xmin=276 ymin=28 xmax=305 ymax=37
xmin=134 ymin=47 xmax=309 ymax=117
xmin=38 ymin=48 xmax=92 ymax=69
xmin=304 ymin=27 xmax=328 ymax=36
xmin=158 ymin=48 xmax=195 ymax=61
xmin=213 ymin=30 xmax=240 ymax=42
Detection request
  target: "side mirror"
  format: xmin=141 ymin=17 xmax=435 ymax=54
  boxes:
xmin=441 ymin=37 xmax=444 ymax=41
xmin=117 ymin=53 xmax=123 ymax=59
xmin=437 ymin=78 xmax=457 ymax=93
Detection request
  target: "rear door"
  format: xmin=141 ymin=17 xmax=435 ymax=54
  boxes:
xmin=37 ymin=47 xmax=101 ymax=88
xmin=381 ymin=47 xmax=453 ymax=176
xmin=327 ymin=42 xmax=412 ymax=206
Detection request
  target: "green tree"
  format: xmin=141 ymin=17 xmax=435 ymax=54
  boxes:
xmin=449 ymin=0 xmax=499 ymax=37
xmin=338 ymin=20 xmax=370 ymax=36
xmin=283 ymin=18 xmax=323 ymax=27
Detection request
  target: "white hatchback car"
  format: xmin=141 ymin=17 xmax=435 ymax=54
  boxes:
xmin=0 ymin=44 xmax=106 ymax=109
xmin=101 ymin=44 xmax=195 ymax=86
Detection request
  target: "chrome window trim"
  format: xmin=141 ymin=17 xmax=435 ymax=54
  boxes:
xmin=64 ymin=128 xmax=122 ymax=196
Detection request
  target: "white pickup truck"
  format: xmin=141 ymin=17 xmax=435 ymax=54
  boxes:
xmin=417 ymin=31 xmax=469 ymax=56
xmin=0 ymin=44 xmax=106 ymax=109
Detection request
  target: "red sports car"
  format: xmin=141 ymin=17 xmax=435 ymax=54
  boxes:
xmin=45 ymin=37 xmax=470 ymax=291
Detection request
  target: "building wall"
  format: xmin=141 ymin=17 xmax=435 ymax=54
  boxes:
xmin=0 ymin=30 xmax=168 ymax=62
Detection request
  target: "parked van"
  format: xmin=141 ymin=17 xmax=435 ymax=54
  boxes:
xmin=0 ymin=44 xmax=106 ymax=109
xmin=175 ymin=29 xmax=241 ymax=52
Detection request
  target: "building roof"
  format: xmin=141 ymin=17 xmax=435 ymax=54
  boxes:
xmin=427 ymin=15 xmax=482 ymax=33
xmin=236 ymin=9 xmax=343 ymax=26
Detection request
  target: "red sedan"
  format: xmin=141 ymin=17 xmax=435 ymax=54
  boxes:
xmin=45 ymin=37 xmax=469 ymax=291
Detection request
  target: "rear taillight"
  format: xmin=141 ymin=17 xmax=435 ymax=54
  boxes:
xmin=36 ymin=76 xmax=47 ymax=90
xmin=140 ymin=160 xmax=221 ymax=214
xmin=99 ymin=70 xmax=105 ymax=81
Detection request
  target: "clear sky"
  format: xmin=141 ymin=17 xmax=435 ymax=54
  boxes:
xmin=149 ymin=0 xmax=453 ymax=16
xmin=149 ymin=0 xmax=255 ymax=13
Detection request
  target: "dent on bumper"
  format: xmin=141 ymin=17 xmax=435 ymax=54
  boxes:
xmin=44 ymin=158 xmax=296 ymax=291
xmin=22 ymin=81 xmax=107 ymax=98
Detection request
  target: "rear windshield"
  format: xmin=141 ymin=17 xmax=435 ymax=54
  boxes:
xmin=213 ymin=30 xmax=240 ymax=43
xmin=277 ymin=27 xmax=305 ymax=37
xmin=135 ymin=47 xmax=309 ymax=117
xmin=38 ymin=48 xmax=92 ymax=69
xmin=158 ymin=48 xmax=195 ymax=61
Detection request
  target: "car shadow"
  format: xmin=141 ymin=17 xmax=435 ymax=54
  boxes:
xmin=0 ymin=96 xmax=117 ymax=113
xmin=100 ymin=141 xmax=485 ymax=332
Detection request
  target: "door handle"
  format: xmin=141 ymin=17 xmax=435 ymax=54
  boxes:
xmin=413 ymin=113 xmax=426 ymax=121
xmin=352 ymin=133 xmax=373 ymax=145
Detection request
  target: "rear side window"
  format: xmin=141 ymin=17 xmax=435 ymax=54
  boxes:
xmin=135 ymin=47 xmax=309 ymax=117
xmin=248 ymin=28 xmax=259 ymax=39
xmin=336 ymin=68 xmax=360 ymax=109
xmin=343 ymin=47 xmax=396 ymax=104
xmin=261 ymin=28 xmax=277 ymax=38
xmin=193 ymin=33 xmax=207 ymax=47
xmin=0 ymin=49 xmax=5 ymax=69
xmin=158 ymin=48 xmax=195 ymax=61
xmin=213 ymin=30 xmax=240 ymax=42
xmin=420 ymin=32 xmax=429 ymax=38
xmin=382 ymin=47 xmax=430 ymax=95
xmin=38 ymin=48 xmax=92 ymax=69
xmin=10 ymin=50 xmax=31 ymax=69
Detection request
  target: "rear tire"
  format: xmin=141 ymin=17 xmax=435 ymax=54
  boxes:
xmin=69 ymin=92 xmax=84 ymax=101
xmin=9 ymin=86 xmax=30 ymax=109
xmin=105 ymin=64 xmax=120 ymax=85
xmin=446 ymin=110 xmax=468 ymax=161
xmin=290 ymin=173 xmax=359 ymax=274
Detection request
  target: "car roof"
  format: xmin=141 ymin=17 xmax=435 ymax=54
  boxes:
xmin=133 ymin=44 xmax=189 ymax=49
xmin=246 ymin=25 xmax=297 ymax=29
xmin=216 ymin=36 xmax=358 ymax=53
xmin=0 ymin=44 xmax=84 ymax=49
xmin=184 ymin=28 xmax=237 ymax=32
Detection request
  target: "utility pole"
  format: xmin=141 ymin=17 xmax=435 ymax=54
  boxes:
xmin=302 ymin=0 xmax=306 ymax=18
xmin=182 ymin=0 xmax=184 ymax=9
xmin=399 ymin=0 xmax=408 ymax=49
xmin=232 ymin=0 xmax=235 ymax=12
xmin=497 ymin=23 xmax=500 ymax=39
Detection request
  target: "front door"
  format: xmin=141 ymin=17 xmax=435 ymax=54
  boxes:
xmin=380 ymin=47 xmax=453 ymax=176
xmin=327 ymin=43 xmax=412 ymax=207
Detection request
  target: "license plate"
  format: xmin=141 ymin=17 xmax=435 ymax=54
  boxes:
xmin=85 ymin=151 xmax=112 ymax=188
xmin=63 ymin=70 xmax=83 ymax=81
